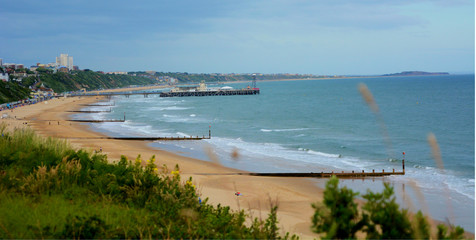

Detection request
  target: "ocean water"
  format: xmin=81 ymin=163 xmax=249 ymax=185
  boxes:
xmin=78 ymin=75 xmax=475 ymax=231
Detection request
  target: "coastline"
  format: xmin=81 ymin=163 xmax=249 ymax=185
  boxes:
xmin=5 ymin=95 xmax=321 ymax=238
xmin=3 ymin=92 xmax=473 ymax=238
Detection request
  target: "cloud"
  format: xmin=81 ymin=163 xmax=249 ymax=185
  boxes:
xmin=0 ymin=0 xmax=473 ymax=74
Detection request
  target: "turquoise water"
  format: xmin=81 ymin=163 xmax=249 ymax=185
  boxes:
xmin=80 ymin=74 xmax=475 ymax=231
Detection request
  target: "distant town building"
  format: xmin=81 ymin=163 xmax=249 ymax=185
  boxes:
xmin=0 ymin=58 xmax=3 ymax=66
xmin=58 ymin=66 xmax=69 ymax=73
xmin=106 ymin=71 xmax=128 ymax=75
xmin=3 ymin=63 xmax=24 ymax=69
xmin=56 ymin=53 xmax=73 ymax=70
xmin=0 ymin=72 xmax=9 ymax=82
xmin=31 ymin=83 xmax=55 ymax=99
xmin=158 ymin=76 xmax=177 ymax=84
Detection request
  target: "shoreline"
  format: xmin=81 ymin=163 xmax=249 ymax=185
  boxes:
xmin=3 ymin=92 xmax=474 ymax=238
xmin=10 ymin=95 xmax=322 ymax=238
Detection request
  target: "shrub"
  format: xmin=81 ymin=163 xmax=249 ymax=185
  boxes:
xmin=0 ymin=126 xmax=290 ymax=239
xmin=311 ymin=176 xmax=465 ymax=239
xmin=311 ymin=176 xmax=364 ymax=239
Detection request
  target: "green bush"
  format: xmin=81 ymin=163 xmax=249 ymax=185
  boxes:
xmin=311 ymin=176 xmax=364 ymax=239
xmin=311 ymin=176 xmax=465 ymax=239
xmin=0 ymin=125 xmax=292 ymax=239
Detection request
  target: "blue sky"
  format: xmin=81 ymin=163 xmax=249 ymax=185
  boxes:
xmin=0 ymin=0 xmax=474 ymax=75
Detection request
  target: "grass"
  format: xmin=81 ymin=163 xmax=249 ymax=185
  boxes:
xmin=0 ymin=124 xmax=294 ymax=239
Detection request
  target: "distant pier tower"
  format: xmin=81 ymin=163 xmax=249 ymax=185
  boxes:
xmin=252 ymin=74 xmax=257 ymax=88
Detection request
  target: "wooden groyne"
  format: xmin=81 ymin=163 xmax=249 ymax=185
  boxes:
xmin=66 ymin=135 xmax=211 ymax=141
xmin=81 ymin=103 xmax=115 ymax=106
xmin=159 ymin=89 xmax=260 ymax=97
xmin=196 ymin=161 xmax=405 ymax=179
xmin=67 ymin=109 xmax=112 ymax=113
xmin=64 ymin=128 xmax=212 ymax=141
xmin=68 ymin=119 xmax=124 ymax=123
xmin=67 ymin=112 xmax=125 ymax=122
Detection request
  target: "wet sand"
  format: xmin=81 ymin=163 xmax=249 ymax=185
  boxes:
xmin=2 ymin=95 xmax=322 ymax=238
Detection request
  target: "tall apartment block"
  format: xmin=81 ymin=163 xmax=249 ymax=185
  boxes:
xmin=56 ymin=53 xmax=73 ymax=70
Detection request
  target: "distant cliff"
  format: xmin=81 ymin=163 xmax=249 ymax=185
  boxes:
xmin=21 ymin=71 xmax=157 ymax=94
xmin=383 ymin=71 xmax=449 ymax=76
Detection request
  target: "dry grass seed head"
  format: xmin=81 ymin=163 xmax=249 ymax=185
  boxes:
xmin=231 ymin=147 xmax=240 ymax=161
xmin=427 ymin=133 xmax=444 ymax=170
xmin=427 ymin=132 xmax=455 ymax=224
xmin=36 ymin=164 xmax=47 ymax=180
xmin=358 ymin=83 xmax=379 ymax=113
xmin=204 ymin=146 xmax=221 ymax=166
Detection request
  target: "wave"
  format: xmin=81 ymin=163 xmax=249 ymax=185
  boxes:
xmin=260 ymin=128 xmax=314 ymax=132
xmin=149 ymin=106 xmax=191 ymax=111
xmin=307 ymin=150 xmax=342 ymax=158
xmin=205 ymin=137 xmax=363 ymax=171
xmin=404 ymin=167 xmax=475 ymax=201
xmin=160 ymin=114 xmax=206 ymax=123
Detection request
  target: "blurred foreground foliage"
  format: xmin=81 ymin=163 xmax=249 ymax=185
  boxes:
xmin=312 ymin=176 xmax=465 ymax=239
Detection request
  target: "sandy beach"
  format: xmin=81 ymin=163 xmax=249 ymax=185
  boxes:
xmin=1 ymin=95 xmax=322 ymax=238
xmin=2 ymin=93 xmax=473 ymax=239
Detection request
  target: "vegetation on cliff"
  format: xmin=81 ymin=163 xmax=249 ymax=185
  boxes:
xmin=21 ymin=70 xmax=157 ymax=94
xmin=0 ymin=81 xmax=31 ymax=104
xmin=131 ymin=71 xmax=323 ymax=83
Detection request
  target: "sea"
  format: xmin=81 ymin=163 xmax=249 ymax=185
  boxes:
xmin=75 ymin=74 xmax=475 ymax=231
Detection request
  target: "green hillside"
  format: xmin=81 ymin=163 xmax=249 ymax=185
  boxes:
xmin=22 ymin=70 xmax=157 ymax=93
xmin=0 ymin=81 xmax=31 ymax=104
xmin=130 ymin=71 xmax=322 ymax=83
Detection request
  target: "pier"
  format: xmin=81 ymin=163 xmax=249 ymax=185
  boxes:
xmin=159 ymin=89 xmax=259 ymax=97
xmin=70 ymin=89 xmax=260 ymax=98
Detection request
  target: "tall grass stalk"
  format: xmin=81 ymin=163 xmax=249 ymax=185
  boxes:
xmin=358 ymin=83 xmax=395 ymax=160
xmin=427 ymin=132 xmax=455 ymax=225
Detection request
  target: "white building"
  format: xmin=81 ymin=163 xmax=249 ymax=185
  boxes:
xmin=106 ymin=71 xmax=128 ymax=75
xmin=0 ymin=73 xmax=9 ymax=82
xmin=55 ymin=53 xmax=74 ymax=70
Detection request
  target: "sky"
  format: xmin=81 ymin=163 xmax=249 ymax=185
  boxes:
xmin=0 ymin=0 xmax=474 ymax=75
